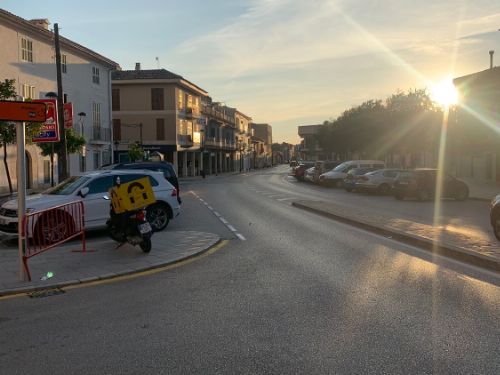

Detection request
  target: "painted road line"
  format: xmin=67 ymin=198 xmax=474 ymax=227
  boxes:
xmin=220 ymin=218 xmax=229 ymax=224
xmin=236 ymin=233 xmax=246 ymax=241
xmin=207 ymin=206 xmax=213 ymax=210
xmin=213 ymin=211 xmax=221 ymax=217
xmin=196 ymin=196 xmax=246 ymax=242
xmin=277 ymin=197 xmax=296 ymax=201
xmin=227 ymin=225 xmax=237 ymax=232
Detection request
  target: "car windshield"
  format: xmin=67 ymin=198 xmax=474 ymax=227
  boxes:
xmin=332 ymin=162 xmax=348 ymax=172
xmin=44 ymin=176 xmax=91 ymax=195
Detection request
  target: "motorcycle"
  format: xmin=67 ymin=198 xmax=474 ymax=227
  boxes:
xmin=104 ymin=198 xmax=153 ymax=253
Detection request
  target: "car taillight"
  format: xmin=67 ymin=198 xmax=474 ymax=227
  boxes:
xmin=171 ymin=188 xmax=178 ymax=197
xmin=135 ymin=209 xmax=146 ymax=221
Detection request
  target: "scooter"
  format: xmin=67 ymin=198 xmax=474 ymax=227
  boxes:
xmin=105 ymin=202 xmax=153 ymax=253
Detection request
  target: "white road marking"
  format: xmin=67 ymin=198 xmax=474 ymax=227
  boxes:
xmin=220 ymin=218 xmax=229 ymax=224
xmin=227 ymin=225 xmax=237 ymax=232
xmin=277 ymin=197 xmax=296 ymax=201
xmin=213 ymin=212 xmax=221 ymax=217
xmin=236 ymin=233 xmax=246 ymax=241
xmin=196 ymin=196 xmax=246 ymax=241
xmin=208 ymin=206 xmax=213 ymax=210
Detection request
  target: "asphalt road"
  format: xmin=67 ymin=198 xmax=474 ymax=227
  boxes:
xmin=1 ymin=166 xmax=499 ymax=374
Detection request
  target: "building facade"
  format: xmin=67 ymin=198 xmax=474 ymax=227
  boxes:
xmin=297 ymin=124 xmax=326 ymax=161
xmin=112 ymin=65 xmax=208 ymax=177
xmin=0 ymin=9 xmax=118 ymax=193
xmin=453 ymin=67 xmax=500 ymax=184
xmin=250 ymin=123 xmax=273 ymax=167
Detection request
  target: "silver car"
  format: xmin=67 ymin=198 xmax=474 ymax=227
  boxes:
xmin=354 ymin=168 xmax=404 ymax=194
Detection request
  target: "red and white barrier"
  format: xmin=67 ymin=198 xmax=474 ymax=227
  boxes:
xmin=21 ymin=201 xmax=86 ymax=281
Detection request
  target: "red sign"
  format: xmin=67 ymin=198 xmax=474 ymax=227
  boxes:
xmin=64 ymin=103 xmax=73 ymax=128
xmin=0 ymin=100 xmax=47 ymax=122
xmin=32 ymin=99 xmax=59 ymax=142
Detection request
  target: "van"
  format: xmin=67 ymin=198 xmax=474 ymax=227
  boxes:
xmin=318 ymin=160 xmax=385 ymax=187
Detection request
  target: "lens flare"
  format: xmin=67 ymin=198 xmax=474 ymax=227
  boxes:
xmin=430 ymin=79 xmax=458 ymax=107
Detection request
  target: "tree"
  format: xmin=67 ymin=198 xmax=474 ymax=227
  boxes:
xmin=37 ymin=129 xmax=85 ymax=184
xmin=0 ymin=79 xmax=43 ymax=193
xmin=128 ymin=142 xmax=144 ymax=162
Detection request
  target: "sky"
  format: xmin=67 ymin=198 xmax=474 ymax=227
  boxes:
xmin=3 ymin=0 xmax=500 ymax=144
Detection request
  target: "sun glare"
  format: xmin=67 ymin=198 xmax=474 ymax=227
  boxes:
xmin=430 ymin=79 xmax=458 ymax=107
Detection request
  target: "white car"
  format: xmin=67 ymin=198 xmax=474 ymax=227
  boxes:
xmin=319 ymin=160 xmax=386 ymax=187
xmin=0 ymin=170 xmax=180 ymax=237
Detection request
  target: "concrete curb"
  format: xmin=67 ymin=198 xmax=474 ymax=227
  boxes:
xmin=0 ymin=239 xmax=222 ymax=297
xmin=292 ymin=202 xmax=500 ymax=273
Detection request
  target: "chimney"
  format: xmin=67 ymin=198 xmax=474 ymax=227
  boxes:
xmin=135 ymin=62 xmax=141 ymax=71
xmin=29 ymin=19 xmax=50 ymax=30
xmin=489 ymin=50 xmax=494 ymax=69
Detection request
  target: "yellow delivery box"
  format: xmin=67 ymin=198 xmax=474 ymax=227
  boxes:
xmin=110 ymin=177 xmax=156 ymax=214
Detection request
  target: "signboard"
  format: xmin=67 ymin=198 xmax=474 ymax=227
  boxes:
xmin=109 ymin=177 xmax=156 ymax=214
xmin=32 ymin=99 xmax=59 ymax=142
xmin=63 ymin=103 xmax=73 ymax=128
xmin=0 ymin=100 xmax=47 ymax=122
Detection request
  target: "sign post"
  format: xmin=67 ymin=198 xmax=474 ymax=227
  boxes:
xmin=0 ymin=100 xmax=47 ymax=281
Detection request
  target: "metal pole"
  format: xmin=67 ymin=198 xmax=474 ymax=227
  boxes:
xmin=54 ymin=23 xmax=68 ymax=180
xmin=17 ymin=122 xmax=28 ymax=281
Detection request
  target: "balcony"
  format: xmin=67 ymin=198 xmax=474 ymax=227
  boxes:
xmin=178 ymin=134 xmax=193 ymax=148
xmin=90 ymin=126 xmax=111 ymax=144
xmin=204 ymin=137 xmax=236 ymax=150
xmin=183 ymin=107 xmax=200 ymax=118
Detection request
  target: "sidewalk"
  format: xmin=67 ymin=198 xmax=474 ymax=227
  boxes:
xmin=293 ymin=200 xmax=500 ymax=272
xmin=0 ymin=230 xmax=220 ymax=296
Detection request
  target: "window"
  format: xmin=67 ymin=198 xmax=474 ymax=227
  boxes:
xmin=92 ymin=66 xmax=100 ymax=84
xmin=21 ymin=84 xmax=35 ymax=99
xmin=87 ymin=176 xmax=114 ymax=195
xmin=93 ymin=102 xmax=101 ymax=128
xmin=177 ymin=90 xmax=183 ymax=109
xmin=156 ymin=119 xmax=165 ymax=140
xmin=113 ymin=119 xmax=121 ymax=141
xmin=62 ymin=54 xmax=67 ymax=73
xmin=21 ymin=37 xmax=33 ymax=62
xmin=151 ymin=88 xmax=164 ymax=110
xmin=93 ymin=151 xmax=101 ymax=170
xmin=112 ymin=89 xmax=120 ymax=111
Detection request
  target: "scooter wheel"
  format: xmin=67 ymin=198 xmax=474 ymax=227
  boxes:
xmin=140 ymin=238 xmax=152 ymax=253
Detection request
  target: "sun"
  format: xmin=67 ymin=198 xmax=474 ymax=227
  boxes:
xmin=430 ymin=78 xmax=458 ymax=107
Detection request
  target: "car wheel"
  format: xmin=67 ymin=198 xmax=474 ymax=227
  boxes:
xmin=378 ymin=184 xmax=390 ymax=195
xmin=146 ymin=203 xmax=170 ymax=232
xmin=418 ymin=189 xmax=430 ymax=201
xmin=455 ymin=187 xmax=469 ymax=201
xmin=35 ymin=211 xmax=74 ymax=245
xmin=494 ymin=213 xmax=500 ymax=241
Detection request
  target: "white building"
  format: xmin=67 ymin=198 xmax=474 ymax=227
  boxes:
xmin=0 ymin=9 xmax=119 ymax=193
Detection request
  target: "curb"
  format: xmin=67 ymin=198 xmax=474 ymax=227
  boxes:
xmin=292 ymin=202 xmax=500 ymax=273
xmin=0 ymin=238 xmax=223 ymax=298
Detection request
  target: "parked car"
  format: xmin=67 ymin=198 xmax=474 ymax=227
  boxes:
xmin=355 ymin=168 xmax=405 ymax=194
xmin=392 ymin=169 xmax=469 ymax=201
xmin=343 ymin=167 xmax=380 ymax=192
xmin=101 ymin=161 xmax=181 ymax=203
xmin=304 ymin=167 xmax=316 ymax=182
xmin=293 ymin=162 xmax=315 ymax=181
xmin=0 ymin=170 xmax=181 ymax=237
xmin=490 ymin=194 xmax=500 ymax=241
xmin=313 ymin=161 xmax=342 ymax=183
xmin=319 ymin=160 xmax=386 ymax=187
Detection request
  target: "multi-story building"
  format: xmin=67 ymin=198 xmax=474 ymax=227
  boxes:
xmin=453 ymin=66 xmax=500 ymax=185
xmin=200 ymin=98 xmax=238 ymax=175
xmin=0 ymin=9 xmax=119 ymax=193
xmin=250 ymin=123 xmax=273 ymax=167
xmin=111 ymin=65 xmax=208 ymax=177
xmin=297 ymin=124 xmax=326 ymax=160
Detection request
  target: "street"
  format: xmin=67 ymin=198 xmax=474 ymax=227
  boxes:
xmin=1 ymin=166 xmax=499 ymax=374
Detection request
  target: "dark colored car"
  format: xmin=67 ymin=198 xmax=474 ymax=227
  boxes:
xmin=293 ymin=162 xmax=315 ymax=181
xmin=101 ymin=161 xmax=181 ymax=203
xmin=313 ymin=160 xmax=342 ymax=183
xmin=490 ymin=194 xmax=500 ymax=241
xmin=343 ymin=167 xmax=379 ymax=192
xmin=392 ymin=169 xmax=469 ymax=201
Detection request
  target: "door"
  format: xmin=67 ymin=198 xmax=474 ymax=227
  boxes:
xmin=82 ymin=176 xmax=115 ymax=228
